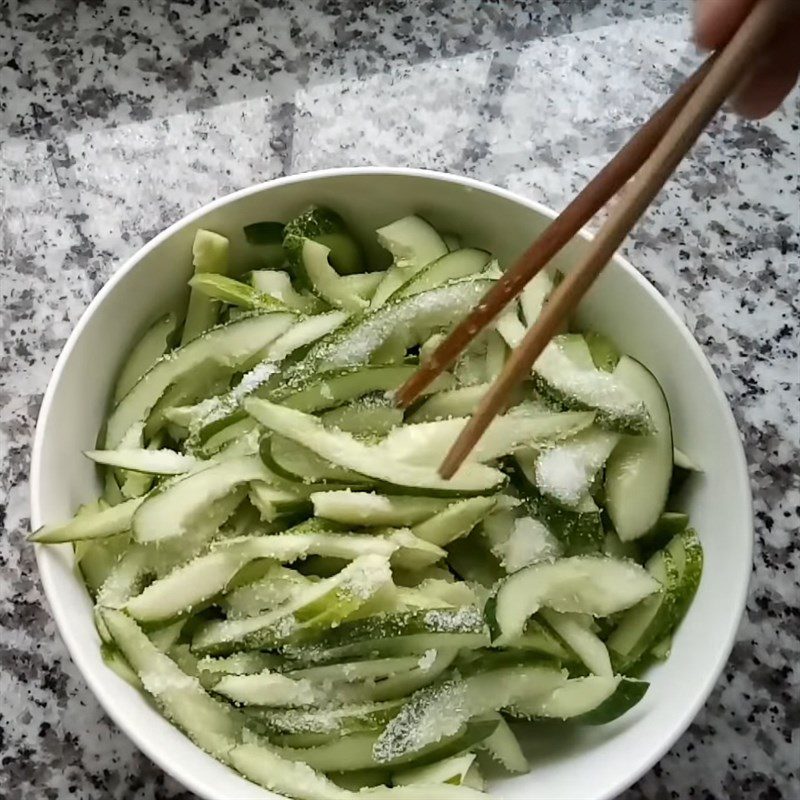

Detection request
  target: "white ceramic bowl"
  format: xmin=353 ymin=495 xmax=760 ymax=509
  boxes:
xmin=31 ymin=168 xmax=752 ymax=800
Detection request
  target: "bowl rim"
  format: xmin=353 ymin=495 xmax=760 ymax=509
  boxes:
xmin=30 ymin=165 xmax=753 ymax=800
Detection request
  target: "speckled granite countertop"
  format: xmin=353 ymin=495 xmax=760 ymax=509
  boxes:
xmin=1 ymin=1 xmax=797 ymax=798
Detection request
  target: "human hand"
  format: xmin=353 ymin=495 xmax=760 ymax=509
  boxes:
xmin=695 ymin=0 xmax=800 ymax=118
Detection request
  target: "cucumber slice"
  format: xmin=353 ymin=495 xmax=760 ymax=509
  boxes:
xmin=510 ymin=451 xmax=604 ymax=554
xmin=131 ymin=455 xmax=267 ymax=543
xmin=100 ymin=643 xmax=142 ymax=690
xmin=494 ymin=305 xmax=527 ymax=349
xmin=284 ymin=608 xmax=489 ymax=665
xmin=481 ymin=509 xmax=562 ymax=573
xmin=510 ymin=675 xmax=624 ymax=720
xmin=484 ymin=331 xmax=506 ymax=382
xmin=113 ymin=312 xmax=178 ymax=403
xmin=532 ymin=335 xmax=652 ymax=434
xmin=271 ymin=364 xmax=419 ymax=414
xmin=250 ymin=699 xmax=404 ymax=737
xmin=377 ymin=215 xmax=449 ymax=272
xmin=244 ymin=399 xmax=506 ymax=496
xmin=192 ymin=554 xmax=394 ymax=656
xmin=212 ymin=669 xmax=318 ymax=706
xmin=479 ymin=714 xmax=528 ymax=774
xmin=378 ymin=404 xmax=594 ymax=466
xmin=539 ymin=609 xmax=612 ymax=676
xmin=519 ymin=270 xmax=554 ymax=327
xmin=321 ymin=396 xmax=403 ymax=438
xmin=250 ymin=270 xmax=322 ymax=314
xmin=532 ymin=427 xmax=620 ymax=508
xmin=280 ymin=719 xmax=497 ymax=773
xmin=393 ymin=249 xmax=491 ymax=300
xmin=84 ymin=448 xmax=202 ymax=475
xmin=370 ymin=216 xmax=449 ymax=308
xmin=283 ymin=206 xmax=365 ymax=277
xmin=411 ymin=496 xmax=496 ymax=547
xmin=409 ymin=384 xmax=493 ymax=423
xmin=31 ymin=496 xmax=144 ymax=543
xmin=311 ymin=492 xmax=450 ymax=527
xmin=264 ymin=436 xmax=370 ymax=485
xmin=76 ymin=532 xmax=130 ymax=595
xmin=373 ymin=665 xmax=565 ymax=764
xmin=222 ymin=566 xmax=311 ymax=618
xmin=197 ymin=652 xmax=283 ymax=683
xmin=393 ymin=753 xmax=477 ymax=787
xmin=574 ymin=677 xmax=649 ymax=724
xmin=487 ymin=555 xmax=660 ymax=645
xmin=604 ymin=357 xmax=673 ymax=541
xmin=105 ymin=312 xmax=294 ymax=448
xmin=292 ymin=279 xmax=495 ymax=378
xmin=301 ymin=239 xmax=370 ymax=312
xmin=583 ymin=331 xmax=620 ymax=373
xmin=285 ymin=656 xmax=427 ymax=686
xmin=181 ymin=229 xmax=230 ymax=345
xmin=102 ymin=609 xmax=244 ymax=756
xmin=189 ymin=273 xmax=288 ymax=312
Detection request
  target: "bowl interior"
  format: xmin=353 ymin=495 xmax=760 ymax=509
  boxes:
xmin=31 ymin=169 xmax=751 ymax=800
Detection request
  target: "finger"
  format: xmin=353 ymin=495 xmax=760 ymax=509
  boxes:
xmin=694 ymin=0 xmax=757 ymax=50
xmin=731 ymin=24 xmax=800 ymax=118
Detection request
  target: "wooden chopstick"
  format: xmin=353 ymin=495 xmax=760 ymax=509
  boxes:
xmin=394 ymin=58 xmax=716 ymax=410
xmin=437 ymin=0 xmax=790 ymax=479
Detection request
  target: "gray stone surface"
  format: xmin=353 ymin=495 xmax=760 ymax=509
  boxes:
xmin=1 ymin=1 xmax=797 ymax=798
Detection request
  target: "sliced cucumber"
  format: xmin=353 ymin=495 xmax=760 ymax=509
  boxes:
xmin=510 ymin=674 xmax=622 ymax=720
xmin=280 ymin=719 xmax=497 ymax=773
xmin=483 ymin=512 xmax=563 ymax=573
xmin=113 ymin=312 xmax=177 ymax=403
xmin=222 ymin=566 xmax=311 ymax=619
xmin=85 ymin=448 xmax=202 ymax=475
xmin=532 ymin=427 xmax=620 ymax=508
xmin=189 ymin=273 xmax=288 ymax=312
xmin=487 ymin=555 xmax=660 ymax=645
xmin=605 ymin=356 xmax=673 ymax=541
xmin=244 ymin=399 xmax=505 ymax=496
xmin=519 ymin=270 xmax=554 ymax=327
xmin=393 ymin=249 xmax=491 ymax=299
xmin=30 ymin=496 xmax=144 ymax=543
xmin=263 ymin=436 xmax=369 ymax=485
xmin=284 ymin=608 xmax=489 ymax=665
xmin=301 ymin=239 xmax=370 ymax=312
xmin=250 ymin=699 xmax=404 ymax=738
xmin=446 ymin=532 xmax=505 ymax=589
xmin=510 ymin=450 xmax=604 ymax=554
xmin=378 ymin=404 xmax=594 ymax=466
xmin=294 ymin=279 xmax=495 ymax=377
xmin=192 ymin=554 xmax=394 ymax=656
xmin=532 ymin=335 xmax=652 ymax=434
xmin=283 ymin=206 xmax=365 ymax=277
xmin=539 ymin=609 xmax=612 ymax=676
xmin=411 ymin=496 xmax=496 ymax=547
xmin=271 ymin=364 xmax=419 ymax=414
xmin=322 ymin=398 xmax=403 ymax=439
xmin=181 ymin=229 xmax=230 ymax=345
xmin=311 ymin=492 xmax=450 ymax=527
xmin=212 ymin=669 xmax=317 ymax=706
xmin=479 ymin=714 xmax=528 ymax=774
xmin=285 ymin=656 xmax=427 ymax=686
xmin=583 ymin=331 xmax=620 ymax=373
xmin=250 ymin=269 xmax=321 ymax=314
xmin=393 ymin=753 xmax=477 ymax=787
xmin=373 ymin=664 xmax=565 ymax=764
xmin=105 ymin=312 xmax=294 ymax=448
xmin=102 ymin=609 xmax=244 ymax=756
xmin=494 ymin=305 xmax=527 ymax=349
xmin=131 ymin=455 xmax=267 ymax=543
xmin=409 ymin=384 xmax=492 ymax=423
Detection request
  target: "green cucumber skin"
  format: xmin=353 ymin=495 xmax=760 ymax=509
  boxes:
xmin=572 ymin=678 xmax=649 ymax=725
